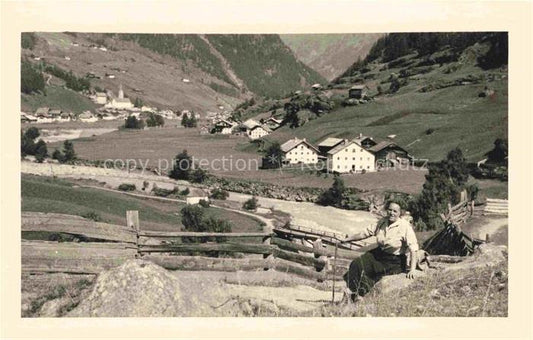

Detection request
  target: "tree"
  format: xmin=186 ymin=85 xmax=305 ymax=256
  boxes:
xmin=243 ymin=196 xmax=258 ymax=211
xmin=21 ymin=128 xmax=47 ymax=161
xmin=146 ymin=113 xmax=165 ymax=127
xmin=124 ymin=115 xmax=145 ymax=129
xmin=181 ymin=112 xmax=197 ymax=128
xmin=486 ymin=138 xmax=508 ymax=165
xmin=411 ymin=147 xmax=471 ymax=230
xmin=134 ymin=97 xmax=144 ymax=108
xmin=169 ymin=150 xmax=192 ymax=180
xmin=180 ymin=205 xmax=205 ymax=232
xmin=34 ymin=140 xmax=48 ymax=163
xmin=263 ymin=142 xmax=283 ymax=168
xmin=318 ymin=176 xmax=346 ymax=207
xmin=52 ymin=149 xmax=65 ymax=163
xmin=62 ymin=140 xmax=77 ymax=163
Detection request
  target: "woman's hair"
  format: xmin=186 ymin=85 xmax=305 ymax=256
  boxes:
xmin=385 ymin=200 xmax=403 ymax=212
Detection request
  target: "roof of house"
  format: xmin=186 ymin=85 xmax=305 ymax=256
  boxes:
xmin=113 ymin=98 xmax=132 ymax=103
xmin=35 ymin=107 xmax=49 ymax=115
xmin=353 ymin=135 xmax=375 ymax=144
xmin=242 ymin=119 xmax=260 ymax=130
xmin=96 ymin=92 xmax=107 ymax=97
xmin=78 ymin=112 xmax=94 ymax=119
xmin=350 ymin=85 xmax=368 ymax=90
xmin=327 ymin=139 xmax=368 ymax=155
xmin=368 ymin=141 xmax=408 ymax=153
xmin=49 ymin=109 xmax=62 ymax=115
xmin=281 ymin=138 xmax=319 ymax=153
xmin=250 ymin=125 xmax=272 ymax=133
xmin=266 ymin=117 xmax=283 ymax=125
xmin=318 ymin=137 xmax=344 ymax=148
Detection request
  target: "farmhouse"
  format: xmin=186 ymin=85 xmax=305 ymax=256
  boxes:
xmin=349 ymin=85 xmax=369 ymax=99
xmin=264 ymin=117 xmax=282 ymax=130
xmin=78 ymin=111 xmax=98 ymax=123
xmin=368 ymin=141 xmax=412 ymax=168
xmin=248 ymin=125 xmax=271 ymax=140
xmin=212 ymin=119 xmax=236 ymax=134
xmin=317 ymin=137 xmax=345 ymax=157
xmin=327 ymin=139 xmax=376 ymax=173
xmin=281 ymin=138 xmax=319 ymax=165
xmin=34 ymin=107 xmax=54 ymax=123
xmin=21 ymin=113 xmax=37 ymax=123
xmin=57 ymin=112 xmax=72 ymax=122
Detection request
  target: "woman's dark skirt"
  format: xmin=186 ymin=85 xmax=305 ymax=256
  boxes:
xmin=343 ymin=247 xmax=407 ymax=299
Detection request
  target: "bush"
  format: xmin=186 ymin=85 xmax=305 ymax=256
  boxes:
xmin=210 ymin=188 xmax=229 ymax=200
xmin=118 ymin=183 xmax=136 ymax=191
xmin=180 ymin=188 xmax=190 ymax=196
xmin=180 ymin=205 xmax=233 ymax=245
xmin=146 ymin=113 xmax=165 ymax=127
xmin=152 ymin=187 xmax=175 ymax=197
xmin=198 ymin=199 xmax=210 ymax=208
xmin=190 ymin=168 xmax=209 ymax=183
xmin=82 ymin=211 xmax=102 ymax=222
xmin=243 ymin=196 xmax=258 ymax=211
xmin=425 ymin=128 xmax=435 ymax=135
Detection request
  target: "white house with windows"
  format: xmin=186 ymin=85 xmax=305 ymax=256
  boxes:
xmin=248 ymin=125 xmax=271 ymax=140
xmin=327 ymin=139 xmax=376 ymax=173
xmin=281 ymin=138 xmax=319 ymax=165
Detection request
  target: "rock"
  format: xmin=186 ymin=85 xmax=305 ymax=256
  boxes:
xmin=68 ymin=259 xmax=186 ymax=317
xmin=38 ymin=297 xmax=72 ymax=317
xmin=373 ymin=271 xmax=426 ymax=295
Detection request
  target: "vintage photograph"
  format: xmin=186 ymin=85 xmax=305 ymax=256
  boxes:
xmin=19 ymin=32 xmax=508 ymax=317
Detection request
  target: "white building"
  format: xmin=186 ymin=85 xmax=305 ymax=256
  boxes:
xmin=105 ymin=84 xmax=134 ymax=110
xmin=281 ymin=138 xmax=319 ymax=165
xmin=78 ymin=112 xmax=98 ymax=123
xmin=248 ymin=125 xmax=271 ymax=140
xmin=94 ymin=92 xmax=107 ymax=105
xmin=327 ymin=139 xmax=376 ymax=173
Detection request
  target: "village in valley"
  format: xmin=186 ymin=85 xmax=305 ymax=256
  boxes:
xmin=18 ymin=31 xmax=510 ymax=318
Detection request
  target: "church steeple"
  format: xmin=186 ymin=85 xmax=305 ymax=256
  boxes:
xmin=118 ymin=84 xmax=124 ymax=99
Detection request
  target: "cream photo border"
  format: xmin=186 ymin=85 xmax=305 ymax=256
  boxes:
xmin=1 ymin=1 xmax=531 ymax=339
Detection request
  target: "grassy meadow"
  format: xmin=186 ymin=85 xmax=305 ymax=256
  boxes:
xmin=21 ymin=174 xmax=263 ymax=233
xmin=21 ymin=85 xmax=98 ymax=114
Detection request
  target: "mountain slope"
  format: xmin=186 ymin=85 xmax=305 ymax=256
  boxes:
xmin=281 ymin=34 xmax=383 ymax=81
xmin=206 ymin=34 xmax=325 ymax=98
xmin=243 ymin=32 xmax=508 ymax=162
xmin=21 ymin=33 xmax=325 ymax=114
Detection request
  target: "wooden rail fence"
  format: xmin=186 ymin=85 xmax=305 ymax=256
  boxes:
xmin=483 ymin=198 xmax=508 ymax=216
xmin=21 ymin=211 xmax=368 ymax=282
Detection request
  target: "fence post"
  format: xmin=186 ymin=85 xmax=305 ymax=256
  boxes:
xmin=262 ymin=224 xmax=273 ymax=270
xmin=126 ymin=210 xmax=140 ymax=258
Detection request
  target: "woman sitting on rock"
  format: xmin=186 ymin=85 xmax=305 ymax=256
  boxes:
xmin=340 ymin=202 xmax=419 ymax=301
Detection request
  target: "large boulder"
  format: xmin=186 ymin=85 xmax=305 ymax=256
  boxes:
xmin=68 ymin=259 xmax=186 ymax=317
